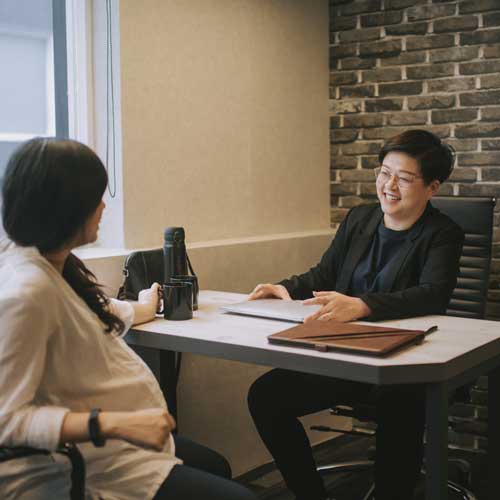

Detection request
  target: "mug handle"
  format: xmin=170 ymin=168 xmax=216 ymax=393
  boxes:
xmin=156 ymin=286 xmax=165 ymax=315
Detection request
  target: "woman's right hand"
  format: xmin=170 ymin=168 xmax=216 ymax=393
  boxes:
xmin=248 ymin=283 xmax=291 ymax=301
xmin=101 ymin=408 xmax=176 ymax=452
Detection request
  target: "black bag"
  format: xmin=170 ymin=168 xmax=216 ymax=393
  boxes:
xmin=117 ymin=249 xmax=163 ymax=300
xmin=117 ymin=248 xmax=195 ymax=300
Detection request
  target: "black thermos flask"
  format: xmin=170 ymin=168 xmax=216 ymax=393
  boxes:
xmin=163 ymin=227 xmax=188 ymax=283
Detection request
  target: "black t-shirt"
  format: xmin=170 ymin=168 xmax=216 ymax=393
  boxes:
xmin=349 ymin=222 xmax=410 ymax=296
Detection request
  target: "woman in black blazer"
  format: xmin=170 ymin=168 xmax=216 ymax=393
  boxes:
xmin=248 ymin=130 xmax=463 ymax=500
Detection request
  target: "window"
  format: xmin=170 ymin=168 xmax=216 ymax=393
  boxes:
xmin=0 ymin=0 xmax=124 ymax=247
xmin=0 ymin=0 xmax=71 ymax=237
xmin=0 ymin=0 xmax=59 ymax=176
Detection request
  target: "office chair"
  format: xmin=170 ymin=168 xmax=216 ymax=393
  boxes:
xmin=312 ymin=196 xmax=495 ymax=500
xmin=0 ymin=444 xmax=85 ymax=500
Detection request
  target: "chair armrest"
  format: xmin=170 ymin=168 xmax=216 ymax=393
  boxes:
xmin=0 ymin=447 xmax=49 ymax=462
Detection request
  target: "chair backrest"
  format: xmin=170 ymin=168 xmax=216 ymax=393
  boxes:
xmin=431 ymin=196 xmax=495 ymax=319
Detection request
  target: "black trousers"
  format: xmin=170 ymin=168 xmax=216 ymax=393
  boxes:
xmin=248 ymin=369 xmax=425 ymax=500
xmin=154 ymin=436 xmax=258 ymax=500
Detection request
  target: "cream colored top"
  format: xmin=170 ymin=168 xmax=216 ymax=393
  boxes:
xmin=0 ymin=240 xmax=181 ymax=500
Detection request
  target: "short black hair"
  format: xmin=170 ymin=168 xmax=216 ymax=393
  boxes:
xmin=2 ymin=137 xmax=108 ymax=252
xmin=378 ymin=130 xmax=455 ymax=185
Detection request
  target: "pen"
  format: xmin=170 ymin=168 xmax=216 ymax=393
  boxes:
xmin=296 ymin=329 xmax=435 ymax=341
xmin=424 ymin=325 xmax=438 ymax=336
xmin=304 ymin=332 xmax=419 ymax=341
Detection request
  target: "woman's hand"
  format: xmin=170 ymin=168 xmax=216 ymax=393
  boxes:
xmin=138 ymin=282 xmax=161 ymax=313
xmin=101 ymin=408 xmax=176 ymax=452
xmin=132 ymin=283 xmax=161 ymax=325
xmin=60 ymin=407 xmax=176 ymax=451
xmin=303 ymin=291 xmax=371 ymax=323
xmin=248 ymin=284 xmax=292 ymax=301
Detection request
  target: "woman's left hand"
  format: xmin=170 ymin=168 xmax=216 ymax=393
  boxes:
xmin=303 ymin=291 xmax=371 ymax=323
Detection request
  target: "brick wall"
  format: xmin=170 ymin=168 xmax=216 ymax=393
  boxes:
xmin=329 ymin=0 xmax=500 ymax=320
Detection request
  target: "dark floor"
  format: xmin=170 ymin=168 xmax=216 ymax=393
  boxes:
xmin=238 ymin=435 xmax=487 ymax=500
xmin=239 ymin=435 xmax=375 ymax=500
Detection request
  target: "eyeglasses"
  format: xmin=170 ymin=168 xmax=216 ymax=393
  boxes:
xmin=374 ymin=166 xmax=422 ymax=189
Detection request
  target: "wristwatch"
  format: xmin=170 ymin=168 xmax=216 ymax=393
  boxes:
xmin=88 ymin=408 xmax=106 ymax=447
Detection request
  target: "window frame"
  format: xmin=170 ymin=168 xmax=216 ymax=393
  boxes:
xmin=52 ymin=0 xmax=69 ymax=139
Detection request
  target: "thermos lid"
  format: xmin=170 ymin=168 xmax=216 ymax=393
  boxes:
xmin=164 ymin=227 xmax=185 ymax=243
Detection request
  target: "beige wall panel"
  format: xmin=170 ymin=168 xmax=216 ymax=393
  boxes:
xmin=81 ymin=232 xmax=333 ymax=296
xmin=119 ymin=0 xmax=329 ymax=248
xmin=188 ymin=231 xmax=334 ymax=294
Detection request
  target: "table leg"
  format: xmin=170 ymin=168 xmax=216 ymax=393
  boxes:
xmin=488 ymin=365 xmax=500 ymax=500
xmin=425 ymin=382 xmax=448 ymax=500
xmin=159 ymin=350 xmax=182 ymax=422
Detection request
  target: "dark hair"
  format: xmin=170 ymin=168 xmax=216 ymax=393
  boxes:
xmin=378 ymin=130 xmax=455 ymax=185
xmin=2 ymin=137 xmax=124 ymax=335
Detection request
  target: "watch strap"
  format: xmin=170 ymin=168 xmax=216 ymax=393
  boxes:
xmin=88 ymin=408 xmax=106 ymax=447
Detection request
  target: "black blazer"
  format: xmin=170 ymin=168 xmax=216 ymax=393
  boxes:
xmin=279 ymin=202 xmax=464 ymax=321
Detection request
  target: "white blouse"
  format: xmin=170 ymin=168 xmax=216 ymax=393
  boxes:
xmin=0 ymin=240 xmax=181 ymax=500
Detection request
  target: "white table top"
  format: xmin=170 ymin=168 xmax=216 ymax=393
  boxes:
xmin=127 ymin=291 xmax=500 ymax=385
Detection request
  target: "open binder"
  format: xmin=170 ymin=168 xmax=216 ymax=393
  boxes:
xmin=268 ymin=320 xmax=437 ymax=357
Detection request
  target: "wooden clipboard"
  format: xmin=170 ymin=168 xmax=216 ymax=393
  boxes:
xmin=267 ymin=320 xmax=436 ymax=357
